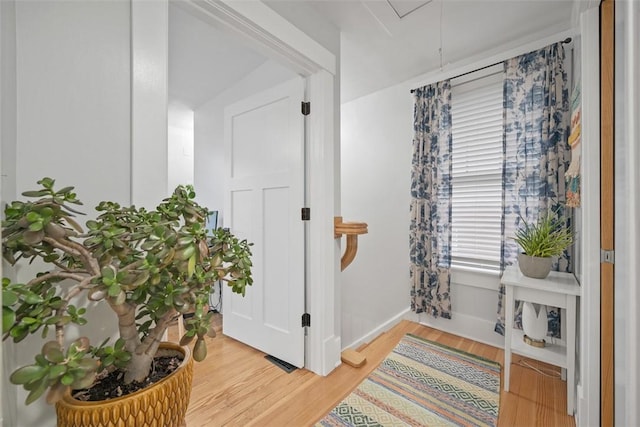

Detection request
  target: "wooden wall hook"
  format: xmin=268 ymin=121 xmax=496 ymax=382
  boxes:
xmin=334 ymin=216 xmax=368 ymax=271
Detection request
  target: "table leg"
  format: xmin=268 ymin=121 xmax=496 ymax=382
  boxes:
xmin=566 ymin=295 xmax=576 ymax=415
xmin=504 ymin=285 xmax=513 ymax=392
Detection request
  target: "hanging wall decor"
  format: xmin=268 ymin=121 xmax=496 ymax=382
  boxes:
xmin=566 ymin=82 xmax=582 ymax=207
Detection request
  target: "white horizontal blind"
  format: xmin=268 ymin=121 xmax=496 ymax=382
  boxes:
xmin=450 ymin=71 xmax=504 ymax=271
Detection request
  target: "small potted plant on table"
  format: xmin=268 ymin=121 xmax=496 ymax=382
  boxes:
xmin=512 ymin=209 xmax=573 ymax=347
xmin=2 ymin=178 xmax=253 ymax=426
xmin=513 ymin=210 xmax=573 ymax=279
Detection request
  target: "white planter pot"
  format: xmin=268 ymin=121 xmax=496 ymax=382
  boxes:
xmin=522 ymin=301 xmax=548 ymax=342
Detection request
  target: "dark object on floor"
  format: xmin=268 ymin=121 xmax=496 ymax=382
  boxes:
xmin=265 ymin=355 xmax=297 ymax=373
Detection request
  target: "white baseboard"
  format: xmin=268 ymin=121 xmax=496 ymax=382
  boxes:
xmin=404 ymin=310 xmax=420 ymax=323
xmin=342 ymin=308 xmax=411 ymax=350
xmin=418 ymin=311 xmax=504 ymax=349
xmin=341 ymin=308 xmax=504 ymax=354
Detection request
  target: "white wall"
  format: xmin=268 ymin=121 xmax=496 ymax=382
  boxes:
xmin=1 ymin=0 xmax=16 ymax=204
xmin=168 ymin=103 xmax=194 ymax=191
xmin=131 ymin=0 xmax=169 ymax=209
xmin=340 ymin=86 xmax=413 ymax=348
xmin=2 ymin=1 xmax=131 ymax=425
xmin=15 ymin=1 xmax=131 ymax=203
xmin=1 ymin=0 xmax=18 ymax=424
xmin=193 ymin=60 xmax=297 ymax=224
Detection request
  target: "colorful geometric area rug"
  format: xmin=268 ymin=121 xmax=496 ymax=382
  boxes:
xmin=316 ymin=334 xmax=501 ymax=427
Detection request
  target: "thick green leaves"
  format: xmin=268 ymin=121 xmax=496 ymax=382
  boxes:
xmin=10 ymin=365 xmax=46 ymax=385
xmin=108 ymin=284 xmax=120 ymax=297
xmin=42 ymin=342 xmax=65 ymax=363
xmin=37 ymin=177 xmax=55 ymax=189
xmin=22 ymin=190 xmax=50 ymax=198
xmin=70 ymin=371 xmax=96 ymax=390
xmin=60 ymin=373 xmax=74 ymax=386
xmin=25 ymin=380 xmax=48 ymax=405
xmin=101 ymin=265 xmax=116 ymax=281
xmin=47 ymin=365 xmax=67 ymax=380
xmin=114 ymin=338 xmax=125 ymax=351
xmin=187 ymin=254 xmax=196 ymax=278
xmin=9 ymin=324 xmax=29 ymax=342
xmin=3 ymin=307 xmax=16 ymax=332
xmin=175 ymin=244 xmax=195 ymax=261
xmin=2 ymin=289 xmax=18 ymax=306
xmin=179 ymin=334 xmax=195 ymax=346
xmin=193 ymin=338 xmax=207 ymax=362
xmin=23 ymin=293 xmax=44 ymax=305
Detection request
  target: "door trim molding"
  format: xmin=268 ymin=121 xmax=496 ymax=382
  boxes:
xmin=600 ymin=0 xmax=615 ymax=424
xmin=177 ymin=0 xmax=335 ymax=76
xmin=306 ymin=69 xmax=341 ymax=375
xmin=132 ymin=0 xmax=340 ymax=375
xmin=576 ymin=5 xmax=601 ymax=426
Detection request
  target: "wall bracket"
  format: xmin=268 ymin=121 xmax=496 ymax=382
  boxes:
xmin=334 ymin=216 xmax=368 ymax=271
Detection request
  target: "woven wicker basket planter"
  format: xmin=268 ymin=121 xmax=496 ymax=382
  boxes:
xmin=56 ymin=342 xmax=193 ymax=427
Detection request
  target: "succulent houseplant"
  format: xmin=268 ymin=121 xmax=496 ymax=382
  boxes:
xmin=2 ymin=178 xmax=253 ymax=405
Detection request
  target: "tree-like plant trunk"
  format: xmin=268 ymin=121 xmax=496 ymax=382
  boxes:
xmin=107 ymin=300 xmax=141 ymax=354
xmin=124 ymin=309 xmax=178 ymax=383
xmin=124 ymin=351 xmax=156 ymax=384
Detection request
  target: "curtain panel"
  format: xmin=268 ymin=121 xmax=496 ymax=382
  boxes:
xmin=410 ymin=81 xmax=453 ymax=318
xmin=495 ymin=42 xmax=571 ymax=337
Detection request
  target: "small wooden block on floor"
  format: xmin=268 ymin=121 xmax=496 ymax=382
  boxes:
xmin=341 ymin=349 xmax=366 ymax=368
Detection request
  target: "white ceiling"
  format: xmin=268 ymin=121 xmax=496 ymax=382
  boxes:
xmin=168 ymin=0 xmax=577 ymax=108
xmin=307 ymin=0 xmax=576 ymax=102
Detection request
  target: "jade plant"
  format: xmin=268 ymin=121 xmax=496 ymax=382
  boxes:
xmin=2 ymin=178 xmax=252 ymax=404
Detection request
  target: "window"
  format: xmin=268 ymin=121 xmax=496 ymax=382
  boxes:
xmin=450 ymin=69 xmax=504 ymax=272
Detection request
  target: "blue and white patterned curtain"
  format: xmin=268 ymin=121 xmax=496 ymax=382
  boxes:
xmin=410 ymin=81 xmax=453 ymax=318
xmin=495 ymin=43 xmax=571 ymax=337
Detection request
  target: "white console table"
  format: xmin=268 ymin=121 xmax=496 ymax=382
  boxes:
xmin=501 ymin=266 xmax=580 ymax=415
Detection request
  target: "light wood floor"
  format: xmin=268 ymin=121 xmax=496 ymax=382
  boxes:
xmin=170 ymin=316 xmax=575 ymax=427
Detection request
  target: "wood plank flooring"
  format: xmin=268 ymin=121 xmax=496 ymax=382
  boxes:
xmin=170 ymin=316 xmax=575 ymax=427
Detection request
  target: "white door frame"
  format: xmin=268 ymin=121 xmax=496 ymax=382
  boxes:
xmin=131 ymin=0 xmax=341 ymax=375
xmin=576 ymin=5 xmax=601 ymax=427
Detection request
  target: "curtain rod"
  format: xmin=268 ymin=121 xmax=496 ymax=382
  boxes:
xmin=410 ymin=37 xmax=572 ymax=94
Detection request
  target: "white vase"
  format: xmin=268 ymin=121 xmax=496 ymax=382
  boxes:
xmin=522 ymin=301 xmax=548 ymax=342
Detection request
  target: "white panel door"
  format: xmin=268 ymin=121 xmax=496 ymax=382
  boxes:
xmin=223 ymin=77 xmax=305 ymax=367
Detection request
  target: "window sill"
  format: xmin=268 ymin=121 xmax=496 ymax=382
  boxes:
xmin=451 ymin=266 xmax=501 ymax=291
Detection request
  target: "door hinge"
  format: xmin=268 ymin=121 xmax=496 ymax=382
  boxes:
xmin=301 ymin=207 xmax=310 ymax=221
xmin=301 ymin=101 xmax=310 ymax=116
xmin=601 ymin=249 xmax=615 ymax=264
xmin=301 ymin=313 xmax=311 ymax=327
